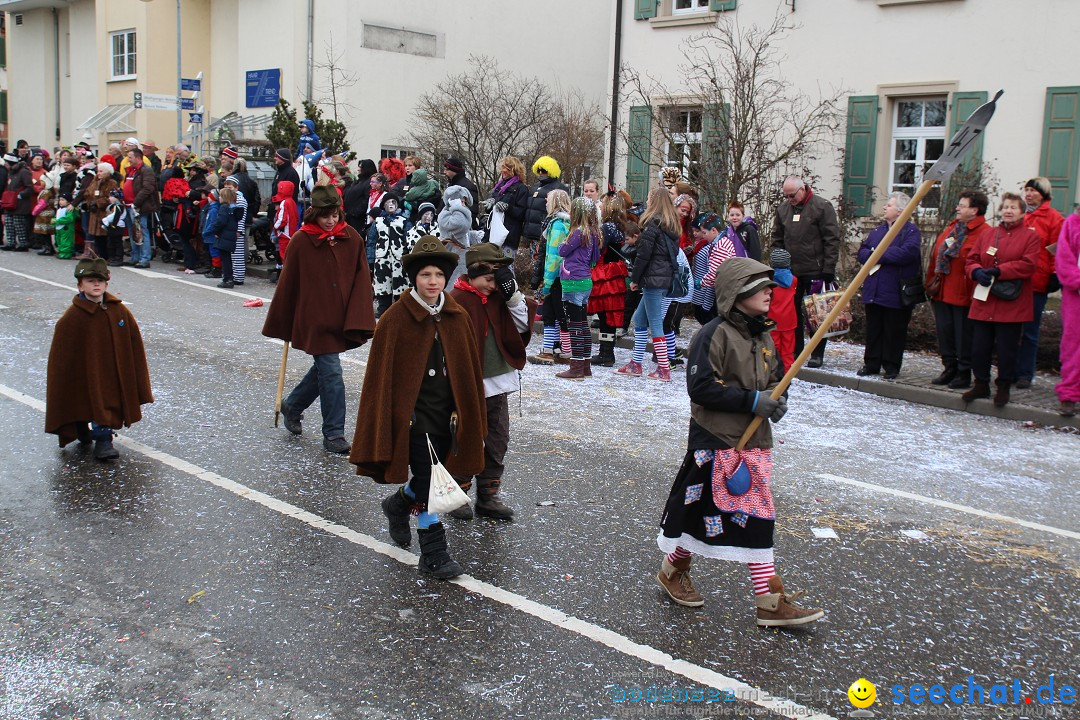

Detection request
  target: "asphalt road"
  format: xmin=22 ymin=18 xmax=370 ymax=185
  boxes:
xmin=1 ymin=253 xmax=1077 ymax=720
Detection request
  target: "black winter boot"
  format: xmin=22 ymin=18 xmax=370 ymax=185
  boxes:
xmin=381 ymin=488 xmax=414 ymax=548
xmin=592 ymin=340 xmax=616 ymax=367
xmin=417 ymin=523 xmax=464 ymax=579
xmin=948 ymin=369 xmax=972 ymax=389
xmin=962 ymin=379 xmax=991 ymax=402
xmin=475 ymin=478 xmax=514 ymax=520
xmin=931 ymin=363 xmax=958 ymax=385
xmin=993 ymin=379 xmax=1011 ymax=407
xmin=93 ymin=436 xmax=120 ymax=461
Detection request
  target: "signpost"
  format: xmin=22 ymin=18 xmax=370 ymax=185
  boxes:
xmin=180 ymin=77 xmax=201 ymax=92
xmin=180 ymin=98 xmax=196 ymax=111
xmin=133 ymin=92 xmax=182 ymax=111
xmin=245 ymin=69 xmax=281 ymax=108
xmin=188 ymin=112 xmax=203 ymax=124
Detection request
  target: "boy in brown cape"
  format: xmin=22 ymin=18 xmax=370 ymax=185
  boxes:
xmin=446 ymin=242 xmax=537 ymax=520
xmin=262 ymin=185 xmax=376 ymax=454
xmin=45 ymin=258 xmax=153 ymax=461
xmin=350 ymin=237 xmax=486 ymax=579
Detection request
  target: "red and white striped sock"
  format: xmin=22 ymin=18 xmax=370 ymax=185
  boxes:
xmin=559 ymin=329 xmax=572 ymax=358
xmin=653 ymin=337 xmax=669 ymax=371
xmin=666 ymin=546 xmax=691 ymax=565
xmin=748 ymin=562 xmax=776 ymax=595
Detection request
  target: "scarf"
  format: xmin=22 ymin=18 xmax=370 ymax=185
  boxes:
xmin=492 ymin=175 xmax=521 ymax=196
xmin=453 ymin=276 xmax=488 ymax=304
xmin=936 ymin=219 xmax=970 ymax=275
xmin=298 ymin=220 xmax=349 ymax=241
xmin=409 ymin=288 xmax=445 ymax=315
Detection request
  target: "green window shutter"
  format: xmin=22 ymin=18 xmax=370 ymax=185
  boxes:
xmin=701 ymin=102 xmax=730 ymax=204
xmin=710 ymin=0 xmax=737 ymax=10
xmin=627 ymin=106 xmax=653 ymax=204
xmin=0 ymin=91 xmax=7 ymax=124
xmin=1040 ymin=86 xmax=1080 ymax=215
xmin=842 ymin=95 xmax=879 ymax=217
xmin=950 ymin=91 xmax=988 ymax=172
xmin=0 ymin=36 xmax=6 ymax=69
xmin=635 ymin=0 xmax=657 ymax=20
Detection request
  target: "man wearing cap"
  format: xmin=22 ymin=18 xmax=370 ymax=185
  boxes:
xmin=1016 ymin=177 xmax=1065 ymax=388
xmin=272 ymin=147 xmax=300 ymax=204
xmin=263 ymin=185 xmax=375 ymax=455
xmin=117 ymin=137 xmax=141 ymax=178
xmin=447 ymin=242 xmax=537 ymax=520
xmin=442 ymin=156 xmax=480 ymax=230
xmin=45 ymin=258 xmax=153 ymax=461
xmin=141 ymin=140 xmax=162 ymax=178
xmin=350 ymin=236 xmax=486 ymax=579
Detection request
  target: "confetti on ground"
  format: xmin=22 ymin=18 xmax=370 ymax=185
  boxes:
xmin=811 ymin=527 xmax=839 ymax=539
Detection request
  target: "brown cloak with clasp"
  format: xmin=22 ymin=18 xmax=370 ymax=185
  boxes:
xmin=449 ymin=285 xmax=537 ymax=371
xmin=45 ymin=293 xmax=153 ymax=446
xmin=261 ymin=225 xmax=376 ymax=355
xmin=349 ymin=292 xmax=487 ymax=483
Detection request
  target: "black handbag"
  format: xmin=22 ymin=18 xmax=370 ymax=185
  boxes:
xmin=900 ymin=276 xmax=927 ymax=307
xmin=989 ymin=278 xmax=1023 ymax=300
xmin=661 ymin=226 xmax=690 ymax=299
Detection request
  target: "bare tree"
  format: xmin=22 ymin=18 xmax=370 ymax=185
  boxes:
xmin=541 ymin=87 xmax=608 ymax=195
xmin=407 ymin=56 xmax=606 ymax=199
xmin=621 ymin=11 xmax=847 ymax=228
xmin=313 ymin=33 xmax=360 ymax=122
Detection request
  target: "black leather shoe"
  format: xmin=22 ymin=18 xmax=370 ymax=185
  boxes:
xmin=281 ymin=405 xmax=302 ymax=435
xmin=882 ymin=371 xmax=899 ymax=380
xmin=856 ymin=365 xmax=879 ymax=376
xmin=806 ymin=357 xmax=824 ymax=369
xmin=323 ymin=436 xmax=351 ymax=454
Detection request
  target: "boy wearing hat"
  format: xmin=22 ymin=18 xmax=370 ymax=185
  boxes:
xmin=263 ymin=185 xmax=376 ymax=454
xmin=350 ymin=237 xmax=486 ymax=578
xmin=447 ymin=242 xmax=537 ymax=520
xmin=45 ymin=259 xmax=153 ymax=461
xmin=767 ymin=247 xmax=798 ymax=372
xmin=655 ymin=256 xmax=823 ymax=626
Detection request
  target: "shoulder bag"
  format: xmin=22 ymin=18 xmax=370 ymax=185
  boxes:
xmin=987 ymin=229 xmax=1023 ymax=300
xmin=663 ymin=227 xmax=690 ymax=299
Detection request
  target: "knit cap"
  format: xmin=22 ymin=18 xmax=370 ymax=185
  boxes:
xmin=769 ymin=247 xmax=792 ymax=269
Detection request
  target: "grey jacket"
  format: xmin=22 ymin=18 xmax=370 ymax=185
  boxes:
xmin=770 ymin=191 xmax=840 ymax=278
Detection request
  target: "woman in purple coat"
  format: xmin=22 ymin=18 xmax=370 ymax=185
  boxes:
xmin=856 ymin=192 xmax=922 ymax=379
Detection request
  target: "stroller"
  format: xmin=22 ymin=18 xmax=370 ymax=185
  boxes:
xmin=151 ymin=209 xmax=180 ymax=263
xmin=248 ymin=211 xmax=278 ymax=265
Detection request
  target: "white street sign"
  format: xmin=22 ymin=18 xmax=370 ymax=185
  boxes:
xmin=133 ymin=92 xmax=180 ymax=111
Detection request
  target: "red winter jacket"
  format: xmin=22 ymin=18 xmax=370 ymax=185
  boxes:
xmin=965 ymin=222 xmax=1041 ymax=324
xmin=1024 ymin=201 xmax=1064 ymax=293
xmin=926 ymin=216 xmax=991 ymax=307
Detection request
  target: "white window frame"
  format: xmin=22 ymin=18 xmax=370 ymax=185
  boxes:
xmin=663 ymin=107 xmax=703 ymax=184
xmin=672 ymin=0 xmax=710 ymax=15
xmin=380 ymin=146 xmax=415 ymax=160
xmin=109 ymin=29 xmax=136 ymax=81
xmin=888 ymin=96 xmax=946 ymax=210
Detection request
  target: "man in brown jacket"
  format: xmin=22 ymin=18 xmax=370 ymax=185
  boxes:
xmin=771 ymin=176 xmax=840 ymax=367
xmin=126 ymin=148 xmax=160 ymax=268
xmin=262 ymin=186 xmax=375 ymax=454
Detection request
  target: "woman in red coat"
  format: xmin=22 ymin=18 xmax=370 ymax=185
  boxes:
xmin=925 ymin=190 xmax=993 ymax=389
xmin=1016 ymin=177 xmax=1065 ymax=388
xmin=962 ymin=192 xmax=1041 ymax=407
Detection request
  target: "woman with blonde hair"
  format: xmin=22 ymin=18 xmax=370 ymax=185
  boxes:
xmin=484 ymin=155 xmax=530 ymax=256
xmin=528 ymin=189 xmax=572 ymax=363
xmin=554 ymin=196 xmax=603 ymax=379
xmin=618 ymin=187 xmax=680 ymax=381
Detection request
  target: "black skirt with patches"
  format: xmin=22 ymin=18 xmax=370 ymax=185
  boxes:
xmin=657 ymin=451 xmax=775 ymax=564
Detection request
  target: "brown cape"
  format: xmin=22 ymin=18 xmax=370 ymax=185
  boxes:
xmin=45 ymin=293 xmax=153 ymax=446
xmin=349 ymin=292 xmax=487 ymax=483
xmin=262 ymin=225 xmax=376 ymax=355
xmin=449 ymin=285 xmax=537 ymax=371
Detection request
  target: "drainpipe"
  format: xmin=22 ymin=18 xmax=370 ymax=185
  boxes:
xmin=606 ymin=0 xmax=623 ymax=184
xmin=53 ymin=8 xmax=60 ymax=141
xmin=306 ymin=0 xmax=314 ymax=102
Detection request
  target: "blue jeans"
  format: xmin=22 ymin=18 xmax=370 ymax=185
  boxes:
xmin=1016 ymin=291 xmax=1048 ymax=382
xmin=632 ymin=287 xmax=667 ymax=338
xmin=562 ymin=289 xmax=592 ymax=306
xmin=284 ymin=353 xmax=346 ymax=439
xmin=132 ymin=211 xmax=153 ymax=264
xmin=90 ymin=423 xmax=114 ymax=441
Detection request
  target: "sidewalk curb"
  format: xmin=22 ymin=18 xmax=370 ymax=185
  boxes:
xmin=796 ymin=368 xmax=1079 ymax=431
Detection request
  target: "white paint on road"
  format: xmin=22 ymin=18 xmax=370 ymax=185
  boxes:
xmin=122 ymin=266 xmax=272 ymax=302
xmin=817 ymin=472 xmax=1080 ymax=540
xmin=0 ymin=265 xmax=77 ymax=291
xmin=0 ymin=381 xmax=835 ymax=720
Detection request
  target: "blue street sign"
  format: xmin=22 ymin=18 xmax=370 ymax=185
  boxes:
xmin=245 ymin=68 xmax=281 ymax=108
xmin=189 ymin=112 xmax=203 ymax=124
xmin=180 ymin=98 xmax=196 ymax=110
xmin=181 ymin=78 xmax=201 ymax=92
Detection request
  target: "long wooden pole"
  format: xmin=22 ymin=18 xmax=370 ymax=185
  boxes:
xmin=273 ymin=341 xmax=289 ymax=427
xmin=735 ymin=177 xmax=938 ymax=450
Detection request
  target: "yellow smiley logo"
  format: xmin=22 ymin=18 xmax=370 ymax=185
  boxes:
xmin=848 ymin=678 xmax=876 ymax=709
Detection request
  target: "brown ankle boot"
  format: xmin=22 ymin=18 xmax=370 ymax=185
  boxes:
xmin=656 ymin=557 xmax=704 ymax=607
xmin=993 ymin=379 xmax=1011 ymax=407
xmin=582 ymin=359 xmax=592 ymax=377
xmin=962 ymin=379 xmax=991 ymax=402
xmin=475 ymin=478 xmax=514 ymax=520
xmin=755 ymin=575 xmax=824 ymax=627
xmin=555 ymin=359 xmax=586 ymax=380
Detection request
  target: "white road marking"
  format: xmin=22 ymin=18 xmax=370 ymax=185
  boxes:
xmin=0 ymin=381 xmax=834 ymax=720
xmin=811 ymin=527 xmax=838 ymax=539
xmin=817 ymin=472 xmax=1079 ymax=541
xmin=263 ymin=337 xmax=367 ymax=367
xmin=0 ymin=265 xmax=75 ymax=291
xmin=0 ymin=304 xmax=9 ymax=310
xmin=122 ymin=266 xmax=271 ymax=302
